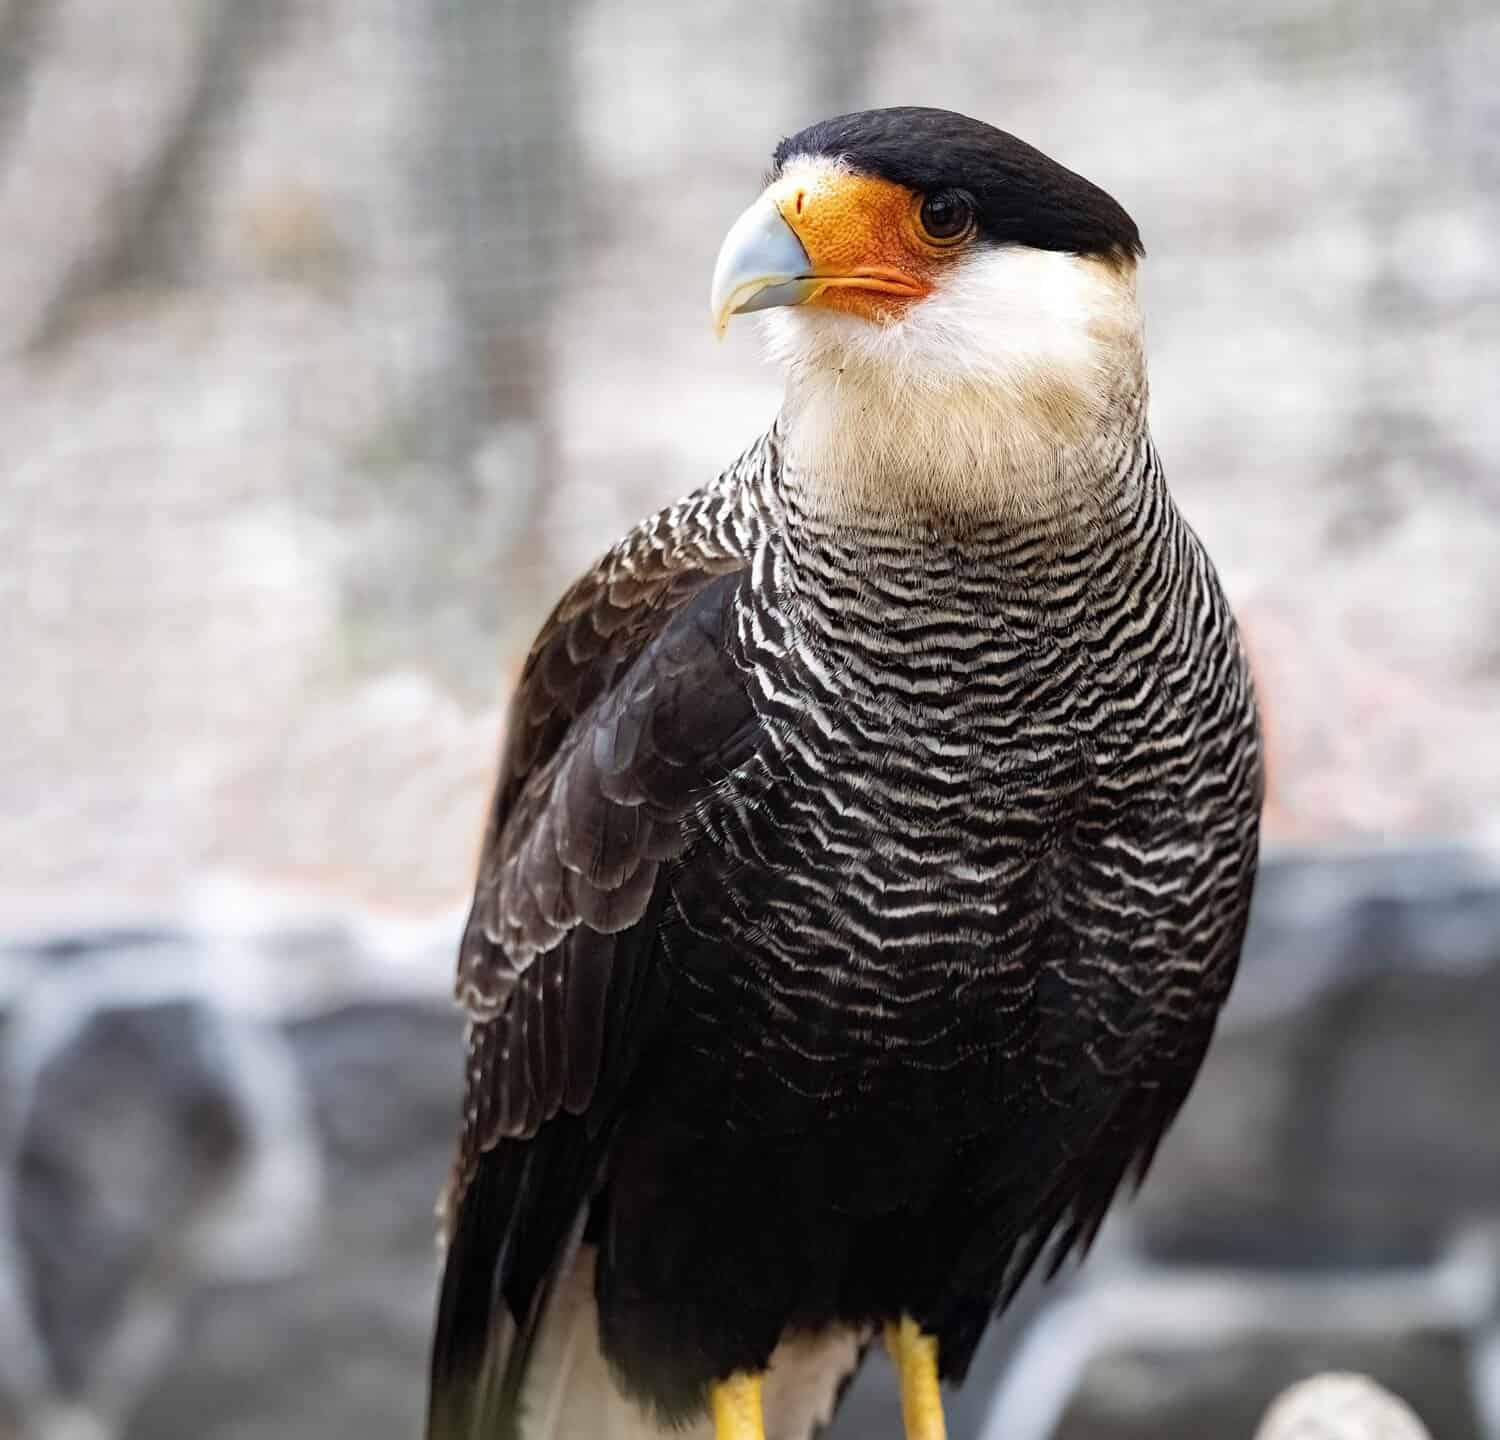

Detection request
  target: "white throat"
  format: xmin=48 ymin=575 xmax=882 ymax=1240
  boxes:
xmin=763 ymin=246 xmax=1146 ymax=524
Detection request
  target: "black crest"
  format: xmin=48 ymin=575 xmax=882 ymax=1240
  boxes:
xmin=773 ymin=106 xmax=1143 ymax=261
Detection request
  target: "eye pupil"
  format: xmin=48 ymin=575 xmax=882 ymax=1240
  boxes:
xmin=920 ymin=190 xmax=971 ymax=241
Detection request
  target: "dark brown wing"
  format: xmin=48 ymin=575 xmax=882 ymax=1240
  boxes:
xmin=455 ymin=472 xmax=754 ymax=1014
xmin=444 ymin=470 xmax=760 ymax=1213
xmin=428 ymin=465 xmax=766 ymax=1439
xmin=451 ymin=569 xmax=758 ymax=1160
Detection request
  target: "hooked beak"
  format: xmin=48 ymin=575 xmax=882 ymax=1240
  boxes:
xmin=709 ymin=192 xmax=816 ymax=339
xmin=709 ymin=168 xmax=931 ymax=338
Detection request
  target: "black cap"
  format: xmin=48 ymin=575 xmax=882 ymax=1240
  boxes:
xmin=772 ymin=107 xmax=1143 ymax=261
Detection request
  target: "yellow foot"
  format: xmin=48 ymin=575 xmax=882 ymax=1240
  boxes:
xmin=711 ymin=1371 xmax=765 ymax=1440
xmin=885 ymin=1315 xmax=948 ymax=1440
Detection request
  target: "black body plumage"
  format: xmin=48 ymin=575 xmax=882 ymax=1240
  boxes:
xmin=428 ymin=109 xmax=1262 ymax=1440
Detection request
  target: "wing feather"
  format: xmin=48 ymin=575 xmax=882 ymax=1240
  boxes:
xmin=430 ymin=453 xmax=771 ymax=1440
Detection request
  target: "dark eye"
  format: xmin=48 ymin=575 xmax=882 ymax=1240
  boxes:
xmin=918 ymin=189 xmax=973 ymax=243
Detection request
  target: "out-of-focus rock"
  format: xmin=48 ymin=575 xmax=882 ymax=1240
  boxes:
xmin=0 ymin=978 xmax=320 ymax=1434
xmin=1054 ymin=1333 xmax=1474 ymax=1440
xmin=1255 ymin=1373 xmax=1432 ymax=1440
xmin=284 ymin=1001 xmax=461 ymax=1249
xmin=13 ymin=1003 xmax=249 ymax=1391
xmin=1138 ymin=848 xmax=1500 ymax=1266
xmin=122 ymin=1002 xmax=460 ymax=1440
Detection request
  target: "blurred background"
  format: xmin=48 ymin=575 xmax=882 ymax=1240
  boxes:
xmin=1 ymin=1 xmax=1498 ymax=1437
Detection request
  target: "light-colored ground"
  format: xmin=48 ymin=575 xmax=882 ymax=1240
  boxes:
xmin=3 ymin=0 xmax=1498 ymax=931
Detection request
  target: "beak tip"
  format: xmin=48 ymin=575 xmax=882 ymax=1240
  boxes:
xmin=709 ymin=190 xmax=813 ymax=341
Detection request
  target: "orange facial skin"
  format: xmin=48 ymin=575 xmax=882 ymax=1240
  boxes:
xmin=765 ymin=167 xmax=972 ymax=324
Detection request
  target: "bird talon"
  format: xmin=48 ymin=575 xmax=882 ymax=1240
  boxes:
xmin=885 ymin=1316 xmax=947 ymax=1440
xmin=711 ymin=1371 xmax=765 ymax=1440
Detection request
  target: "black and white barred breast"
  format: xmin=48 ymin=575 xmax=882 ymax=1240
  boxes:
xmin=662 ymin=427 xmax=1261 ymax=1125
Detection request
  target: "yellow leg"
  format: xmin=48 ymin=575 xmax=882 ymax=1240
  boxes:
xmin=711 ymin=1371 xmax=765 ymax=1440
xmin=885 ymin=1315 xmax=948 ymax=1440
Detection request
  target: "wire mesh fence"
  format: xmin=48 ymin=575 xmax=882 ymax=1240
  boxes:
xmin=2 ymin=0 xmax=1499 ymax=923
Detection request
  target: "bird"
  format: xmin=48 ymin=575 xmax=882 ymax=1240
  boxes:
xmin=426 ymin=106 xmax=1262 ymax=1440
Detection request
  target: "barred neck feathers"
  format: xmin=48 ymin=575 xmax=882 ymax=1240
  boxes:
xmin=758 ymin=430 xmax=1174 ymax=664
xmin=762 ymin=247 xmax=1147 ymax=529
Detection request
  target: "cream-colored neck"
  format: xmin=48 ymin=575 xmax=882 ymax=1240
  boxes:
xmin=766 ymin=249 xmax=1147 ymax=529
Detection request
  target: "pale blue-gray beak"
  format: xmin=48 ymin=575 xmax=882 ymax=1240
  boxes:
xmin=710 ymin=192 xmax=816 ymax=338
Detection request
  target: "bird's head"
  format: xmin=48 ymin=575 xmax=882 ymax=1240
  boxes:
xmin=711 ymin=108 xmax=1148 ymax=518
